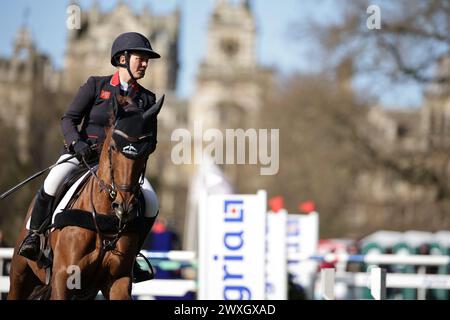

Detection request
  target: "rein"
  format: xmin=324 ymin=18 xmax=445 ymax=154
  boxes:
xmin=82 ymin=157 xmax=117 ymax=201
xmin=85 ymin=157 xmax=130 ymax=252
xmin=80 ymin=129 xmax=149 ymax=252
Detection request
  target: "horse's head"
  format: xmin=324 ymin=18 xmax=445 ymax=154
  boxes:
xmin=98 ymin=95 xmax=164 ymax=222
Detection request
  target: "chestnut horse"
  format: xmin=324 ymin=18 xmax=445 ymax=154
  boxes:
xmin=7 ymin=96 xmax=163 ymax=300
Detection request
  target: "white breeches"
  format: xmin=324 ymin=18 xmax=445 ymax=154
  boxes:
xmin=43 ymin=154 xmax=159 ymax=217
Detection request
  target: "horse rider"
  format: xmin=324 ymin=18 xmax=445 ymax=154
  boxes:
xmin=18 ymin=32 xmax=161 ymax=283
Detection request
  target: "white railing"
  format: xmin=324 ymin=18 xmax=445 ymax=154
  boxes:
xmin=0 ymin=248 xmax=13 ymax=259
xmin=2 ymin=248 xmax=449 ymax=300
xmin=299 ymin=252 xmax=450 ymax=266
xmin=319 ymin=267 xmax=450 ymax=300
xmin=315 ymin=252 xmax=450 ymax=300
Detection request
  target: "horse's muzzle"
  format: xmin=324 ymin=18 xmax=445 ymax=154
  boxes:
xmin=111 ymin=201 xmax=125 ymax=220
xmin=111 ymin=197 xmax=138 ymax=222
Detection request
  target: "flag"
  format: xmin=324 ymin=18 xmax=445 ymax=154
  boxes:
xmin=184 ymin=154 xmax=234 ymax=251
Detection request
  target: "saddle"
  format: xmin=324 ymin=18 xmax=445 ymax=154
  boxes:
xmin=52 ymin=164 xmax=91 ymax=214
xmin=51 ymin=163 xmax=145 ymax=230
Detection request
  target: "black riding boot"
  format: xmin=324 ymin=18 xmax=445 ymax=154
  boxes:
xmin=132 ymin=215 xmax=157 ymax=283
xmin=18 ymin=187 xmax=54 ymax=261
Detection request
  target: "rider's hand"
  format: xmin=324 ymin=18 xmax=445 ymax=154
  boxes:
xmin=73 ymin=140 xmax=92 ymax=159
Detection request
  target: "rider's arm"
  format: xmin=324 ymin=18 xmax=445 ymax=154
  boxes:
xmin=61 ymin=76 xmax=97 ymax=148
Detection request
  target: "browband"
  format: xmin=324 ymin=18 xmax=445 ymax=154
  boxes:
xmin=113 ymin=129 xmax=152 ymax=142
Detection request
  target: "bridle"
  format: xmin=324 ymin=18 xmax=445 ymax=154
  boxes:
xmin=80 ymin=128 xmax=151 ymax=252
xmin=78 ymin=94 xmax=164 ymax=252
xmin=82 ymin=127 xmax=152 ymax=214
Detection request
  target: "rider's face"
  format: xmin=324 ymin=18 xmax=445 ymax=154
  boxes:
xmin=122 ymin=52 xmax=150 ymax=80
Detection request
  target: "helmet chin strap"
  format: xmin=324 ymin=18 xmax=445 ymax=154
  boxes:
xmin=117 ymin=51 xmax=137 ymax=84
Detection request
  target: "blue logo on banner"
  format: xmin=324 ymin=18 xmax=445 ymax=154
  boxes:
xmin=212 ymin=199 xmax=251 ymax=299
xmin=224 ymin=200 xmax=244 ymax=222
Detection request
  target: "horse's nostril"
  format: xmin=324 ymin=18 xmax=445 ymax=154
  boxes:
xmin=112 ymin=202 xmax=124 ymax=214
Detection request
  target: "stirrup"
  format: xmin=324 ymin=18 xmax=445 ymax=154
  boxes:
xmin=133 ymin=252 xmax=155 ymax=283
xmin=18 ymin=231 xmax=41 ymax=261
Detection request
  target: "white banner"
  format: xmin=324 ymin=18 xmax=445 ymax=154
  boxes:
xmin=286 ymin=212 xmax=319 ymax=296
xmin=198 ymin=190 xmax=267 ymax=300
xmin=266 ymin=209 xmax=288 ymax=300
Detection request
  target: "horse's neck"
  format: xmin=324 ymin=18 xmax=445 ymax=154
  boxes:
xmin=89 ymin=175 xmax=113 ymax=215
xmin=97 ymin=138 xmax=112 ymax=183
xmin=91 ymin=141 xmax=114 ymax=214
xmin=96 ymin=158 xmax=111 ymax=184
xmin=72 ymin=177 xmax=111 ymax=214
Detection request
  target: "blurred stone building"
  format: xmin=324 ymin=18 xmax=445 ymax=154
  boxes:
xmin=0 ymin=27 xmax=63 ymax=164
xmin=63 ymin=1 xmax=179 ymax=95
xmin=0 ymin=0 xmax=273 ymax=240
xmin=421 ymin=56 xmax=450 ymax=150
xmin=1 ymin=0 xmax=447 ymax=241
xmin=188 ymin=0 xmax=274 ymax=188
xmin=345 ymin=56 xmax=450 ymax=237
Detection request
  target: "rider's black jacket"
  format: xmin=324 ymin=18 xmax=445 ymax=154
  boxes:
xmin=61 ymin=72 xmax=157 ymax=155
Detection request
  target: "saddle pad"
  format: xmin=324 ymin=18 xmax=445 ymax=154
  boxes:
xmin=53 ymin=209 xmax=142 ymax=234
xmin=53 ymin=209 xmax=117 ymax=233
xmin=25 ymin=171 xmax=91 ymax=230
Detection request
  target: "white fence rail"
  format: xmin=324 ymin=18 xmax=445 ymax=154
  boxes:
xmin=2 ymin=248 xmax=450 ymax=299
xmin=303 ymin=253 xmax=450 ymax=266
xmin=320 ymin=267 xmax=388 ymax=300
xmin=333 ymin=271 xmax=450 ymax=289
xmin=319 ymin=267 xmax=450 ymax=300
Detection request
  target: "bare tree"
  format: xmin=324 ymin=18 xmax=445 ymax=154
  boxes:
xmin=299 ymin=0 xmax=449 ymax=87
xmin=0 ymin=90 xmax=68 ymax=244
xmin=251 ymin=68 xmax=370 ymax=237
xmin=254 ymin=1 xmax=450 ymax=237
xmin=304 ymin=1 xmax=450 ymax=195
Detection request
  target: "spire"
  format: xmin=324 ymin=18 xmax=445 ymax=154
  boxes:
xmin=174 ymin=0 xmax=181 ymax=17
xmin=22 ymin=6 xmax=30 ymax=28
xmin=92 ymin=0 xmax=100 ymax=10
xmin=243 ymin=0 xmax=251 ymax=11
xmin=216 ymin=0 xmax=227 ymax=7
xmin=115 ymin=0 xmax=132 ymax=14
xmin=142 ymin=2 xmax=152 ymax=17
xmin=14 ymin=26 xmax=34 ymax=53
xmin=68 ymin=0 xmax=80 ymax=6
xmin=89 ymin=0 xmax=100 ymax=23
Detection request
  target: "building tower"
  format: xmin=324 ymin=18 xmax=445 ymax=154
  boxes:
xmin=0 ymin=26 xmax=59 ymax=164
xmin=63 ymin=1 xmax=179 ymax=95
xmin=188 ymin=0 xmax=273 ymax=184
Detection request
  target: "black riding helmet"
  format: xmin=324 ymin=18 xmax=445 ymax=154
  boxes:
xmin=111 ymin=32 xmax=160 ymax=66
xmin=111 ymin=32 xmax=160 ymax=81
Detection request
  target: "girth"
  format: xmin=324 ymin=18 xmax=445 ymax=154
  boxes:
xmin=53 ymin=209 xmax=144 ymax=235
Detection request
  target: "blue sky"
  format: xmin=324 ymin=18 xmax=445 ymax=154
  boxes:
xmin=0 ymin=0 xmax=305 ymax=98
xmin=0 ymin=0 xmax=422 ymax=107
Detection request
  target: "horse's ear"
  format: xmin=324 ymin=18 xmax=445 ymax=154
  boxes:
xmin=143 ymin=94 xmax=165 ymax=121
